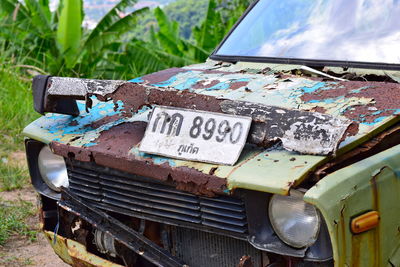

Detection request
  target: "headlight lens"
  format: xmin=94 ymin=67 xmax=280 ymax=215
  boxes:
xmin=38 ymin=146 xmax=69 ymax=192
xmin=269 ymin=190 xmax=320 ymax=248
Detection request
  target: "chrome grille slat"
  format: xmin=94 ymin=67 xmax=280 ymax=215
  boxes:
xmin=99 ymin=178 xmax=199 ymax=205
xmin=99 ymin=174 xmax=197 ymax=198
xmin=67 ymin=164 xmax=248 ymax=234
xmin=103 ymin=191 xmax=201 ymax=216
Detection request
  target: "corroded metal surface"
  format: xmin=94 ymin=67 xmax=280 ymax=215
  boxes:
xmin=24 ymin=60 xmax=400 ymax=195
xmin=44 ymin=231 xmax=124 ymax=267
xmin=305 ymin=145 xmax=400 ymax=266
xmin=237 ymin=255 xmax=253 ymax=267
xmin=220 ymin=100 xmax=351 ymax=155
xmin=48 ymin=77 xmax=125 ymax=97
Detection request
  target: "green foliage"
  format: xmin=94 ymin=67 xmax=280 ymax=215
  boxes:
xmin=0 ymin=0 xmax=149 ymax=78
xmin=163 ymin=0 xmax=208 ymax=40
xmin=0 ymin=199 xmax=36 ymax=245
xmin=0 ymin=0 xmax=251 ymax=79
xmin=56 ymin=0 xmax=83 ymax=68
xmin=193 ymin=0 xmax=224 ymax=53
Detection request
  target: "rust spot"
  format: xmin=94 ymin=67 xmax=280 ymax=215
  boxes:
xmin=192 ymin=80 xmax=220 ymax=89
xmin=110 ymin=83 xmax=150 ymax=116
xmin=69 ymin=120 xmax=78 ymax=126
xmin=237 ymin=255 xmax=253 ymax=267
xmin=112 ymin=82 xmax=224 ymax=116
xmin=287 ymin=181 xmax=295 ymax=187
xmin=94 ymin=121 xmax=146 ymax=154
xmin=50 ymin=122 xmax=227 ymax=197
xmin=351 ymin=234 xmax=361 ymax=267
xmin=310 ymin=106 xmax=327 ymax=114
xmin=314 ymin=123 xmax=400 ymax=180
xmin=231 ymin=82 xmax=249 ymax=90
xmin=301 ymin=81 xmax=400 ymax=122
xmin=209 ymin=167 xmax=218 ymax=175
xmin=87 ymin=114 xmax=121 ymax=129
xmin=292 ymin=165 xmax=305 ymax=169
xmin=140 ymin=68 xmax=187 ymax=84
xmin=339 ymin=204 xmax=347 ymax=266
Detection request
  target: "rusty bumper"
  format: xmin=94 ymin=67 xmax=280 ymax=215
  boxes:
xmin=56 ymin=189 xmax=186 ymax=267
xmin=44 ymin=231 xmax=123 ymax=267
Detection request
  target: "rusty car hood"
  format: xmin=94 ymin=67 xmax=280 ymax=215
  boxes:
xmin=23 ymin=60 xmax=400 ymax=196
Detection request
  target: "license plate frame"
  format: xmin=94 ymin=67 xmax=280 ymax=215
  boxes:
xmin=139 ymin=106 xmax=252 ymax=165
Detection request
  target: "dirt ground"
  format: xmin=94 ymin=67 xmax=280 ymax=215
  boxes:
xmin=0 ymin=187 xmax=69 ymax=267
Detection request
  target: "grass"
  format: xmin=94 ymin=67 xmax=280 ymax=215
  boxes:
xmin=0 ymin=63 xmax=39 ymax=153
xmin=0 ymin=198 xmax=37 ymax=246
xmin=0 ymin=59 xmax=40 ymax=245
xmin=0 ymin=60 xmax=39 ymax=190
xmin=0 ymin=163 xmax=29 ymax=191
xmin=0 ymin=252 xmax=34 ymax=266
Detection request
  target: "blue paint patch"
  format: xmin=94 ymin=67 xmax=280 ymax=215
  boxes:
xmin=83 ymin=142 xmax=98 ymax=148
xmin=153 ymin=157 xmax=177 ymax=166
xmin=129 ymin=77 xmax=144 ymax=83
xmin=76 ymin=101 xmax=86 ymax=113
xmin=174 ymin=78 xmax=200 ymax=91
xmin=151 ymin=76 xmax=178 ymax=87
xmin=234 ymin=78 xmax=251 ymax=82
xmin=206 ymin=82 xmax=230 ymax=91
xmin=45 ymin=97 xmax=124 ymax=137
xmin=301 ymin=82 xmax=327 ymax=93
xmin=306 ymin=96 xmax=343 ymax=104
xmin=136 ymin=105 xmax=152 ymax=114
xmin=361 ymin=116 xmax=387 ymax=126
xmin=350 ymin=86 xmax=372 ymax=94
xmin=129 ymin=147 xmax=176 ymax=167
xmin=371 ymin=110 xmax=383 ymax=115
xmin=130 ymin=147 xmax=177 ymax=167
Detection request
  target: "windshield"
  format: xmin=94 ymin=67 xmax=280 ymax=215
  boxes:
xmin=215 ymin=0 xmax=400 ymax=66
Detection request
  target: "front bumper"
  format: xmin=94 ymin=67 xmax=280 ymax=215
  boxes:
xmin=44 ymin=230 xmax=123 ymax=267
xmin=42 ymin=189 xmax=264 ymax=267
xmin=57 ymin=189 xmax=186 ymax=267
xmin=29 ymin=140 xmax=333 ymax=266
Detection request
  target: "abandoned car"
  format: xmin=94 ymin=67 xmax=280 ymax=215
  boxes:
xmin=24 ymin=0 xmax=400 ymax=266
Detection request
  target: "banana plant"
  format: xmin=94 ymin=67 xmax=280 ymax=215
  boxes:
xmin=0 ymin=0 xmax=149 ymax=77
xmin=56 ymin=0 xmax=83 ymax=68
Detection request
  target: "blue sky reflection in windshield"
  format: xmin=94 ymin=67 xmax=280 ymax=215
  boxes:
xmin=216 ymin=0 xmax=400 ymax=65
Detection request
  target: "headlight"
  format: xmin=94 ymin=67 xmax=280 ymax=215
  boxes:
xmin=38 ymin=146 xmax=69 ymax=192
xmin=269 ymin=190 xmax=320 ymax=248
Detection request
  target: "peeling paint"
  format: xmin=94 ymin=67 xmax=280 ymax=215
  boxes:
xmin=25 ymin=61 xmax=400 ymax=196
xmin=220 ymin=100 xmax=351 ymax=155
xmin=48 ymin=77 xmax=125 ymax=97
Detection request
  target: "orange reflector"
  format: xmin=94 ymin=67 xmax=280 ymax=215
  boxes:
xmin=351 ymin=211 xmax=380 ymax=234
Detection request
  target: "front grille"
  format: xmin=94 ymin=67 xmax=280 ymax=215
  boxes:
xmin=173 ymin=227 xmax=261 ymax=267
xmin=67 ymin=162 xmax=248 ymax=236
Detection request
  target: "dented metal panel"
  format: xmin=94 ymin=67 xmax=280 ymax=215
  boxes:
xmin=48 ymin=77 xmax=125 ymax=97
xmin=305 ymin=145 xmax=400 ymax=267
xmin=44 ymin=231 xmax=123 ymax=267
xmin=220 ymin=100 xmax=351 ymax=155
xmin=23 ymin=60 xmax=400 ymax=195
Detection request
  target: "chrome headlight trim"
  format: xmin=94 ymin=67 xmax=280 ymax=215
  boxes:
xmin=38 ymin=146 xmax=69 ymax=192
xmin=268 ymin=190 xmax=321 ymax=248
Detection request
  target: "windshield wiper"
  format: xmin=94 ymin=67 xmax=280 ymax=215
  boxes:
xmin=300 ymin=66 xmax=347 ymax=82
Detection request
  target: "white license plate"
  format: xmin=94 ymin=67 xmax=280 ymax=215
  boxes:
xmin=139 ymin=106 xmax=252 ymax=165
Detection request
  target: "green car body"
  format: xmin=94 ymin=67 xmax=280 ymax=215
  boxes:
xmin=23 ymin=0 xmax=400 ymax=266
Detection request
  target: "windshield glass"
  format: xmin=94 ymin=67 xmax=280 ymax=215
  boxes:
xmin=215 ymin=0 xmax=400 ymax=65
